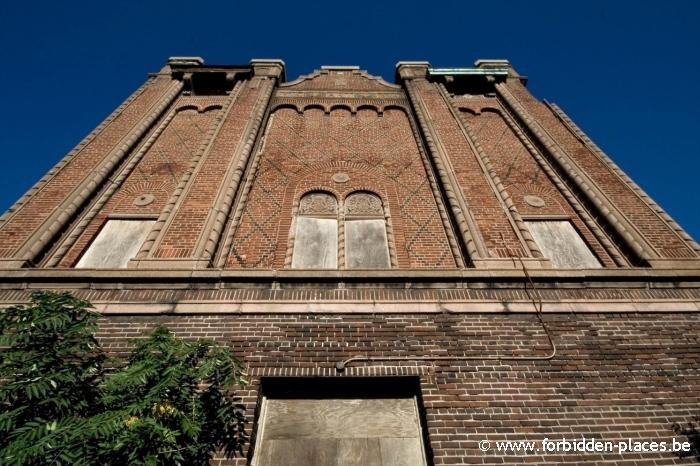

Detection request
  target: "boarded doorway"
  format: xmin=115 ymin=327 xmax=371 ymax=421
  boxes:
xmin=251 ymin=377 xmax=430 ymax=466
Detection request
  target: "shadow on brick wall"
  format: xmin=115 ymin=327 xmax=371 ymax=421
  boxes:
xmin=672 ymin=415 xmax=700 ymax=462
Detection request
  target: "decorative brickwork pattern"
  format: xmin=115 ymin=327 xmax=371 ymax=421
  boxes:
xmin=0 ymin=79 xmax=151 ymax=225
xmin=441 ymin=87 xmax=542 ymax=261
xmin=154 ymin=81 xmax=266 ymax=259
xmin=456 ymin=101 xmax=617 ymax=267
xmin=413 ymin=80 xmax=525 ymax=258
xmin=0 ymin=58 xmax=699 ymax=466
xmin=0 ymin=76 xmax=178 ymax=259
xmin=505 ymin=80 xmax=696 ymax=259
xmin=227 ymin=105 xmax=456 ymax=269
xmin=58 ymin=98 xmax=224 ymax=266
xmin=548 ymin=101 xmax=700 ymax=255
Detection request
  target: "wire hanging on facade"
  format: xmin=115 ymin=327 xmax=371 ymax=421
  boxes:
xmin=335 ymin=238 xmax=556 ymax=371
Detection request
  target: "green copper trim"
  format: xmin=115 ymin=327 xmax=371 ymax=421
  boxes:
xmin=428 ymin=68 xmax=509 ymax=76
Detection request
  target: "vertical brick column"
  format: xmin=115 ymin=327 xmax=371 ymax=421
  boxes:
xmin=0 ymin=72 xmax=183 ymax=268
xmin=546 ymin=101 xmax=700 ymax=264
xmin=142 ymin=60 xmax=284 ymax=267
xmin=435 ymin=83 xmax=544 ymax=261
xmin=398 ymin=63 xmax=531 ymax=268
xmin=398 ymin=62 xmax=483 ymax=265
xmin=495 ymin=79 xmax=660 ymax=265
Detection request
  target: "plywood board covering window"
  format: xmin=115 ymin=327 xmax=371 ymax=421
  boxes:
xmin=526 ymin=220 xmax=601 ymax=268
xmin=76 ymin=219 xmax=154 ymax=268
xmin=290 ymin=191 xmax=392 ymax=269
xmin=346 ymin=219 xmax=390 ymax=268
xmin=252 ymin=378 xmax=428 ymax=466
xmin=344 ymin=192 xmax=390 ymax=269
xmin=291 ymin=192 xmax=338 ymax=269
xmin=291 ymin=217 xmax=338 ymax=268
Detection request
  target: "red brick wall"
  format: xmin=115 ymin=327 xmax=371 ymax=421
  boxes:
xmin=0 ymin=76 xmax=176 ymax=258
xmin=154 ymin=81 xmax=265 ymax=259
xmin=414 ymin=80 xmax=525 ymax=258
xmin=59 ymin=97 xmax=225 ymax=266
xmin=96 ymin=312 xmax=700 ymax=465
xmin=226 ymin=106 xmax=457 ymax=268
xmin=456 ymin=101 xmax=617 ymax=266
xmin=0 ymin=64 xmax=696 ymax=268
xmin=505 ymin=80 xmax=695 ymax=259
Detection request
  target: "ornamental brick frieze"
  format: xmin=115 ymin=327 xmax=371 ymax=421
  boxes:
xmin=298 ymin=192 xmax=338 ymax=216
xmin=270 ymin=95 xmax=409 ymax=115
xmin=281 ymin=68 xmax=401 ymax=92
xmin=226 ymin=104 xmax=455 ymax=269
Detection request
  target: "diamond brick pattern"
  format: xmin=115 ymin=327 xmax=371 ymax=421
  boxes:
xmin=0 ymin=77 xmax=175 ymax=257
xmin=458 ymin=104 xmax=617 ymax=267
xmin=506 ymin=80 xmax=695 ymax=259
xmin=155 ymin=84 xmax=262 ymax=259
xmin=59 ymin=98 xmax=224 ymax=266
xmin=416 ymin=80 xmax=526 ymax=258
xmin=0 ymin=59 xmax=698 ymax=466
xmin=227 ymin=106 xmax=456 ymax=268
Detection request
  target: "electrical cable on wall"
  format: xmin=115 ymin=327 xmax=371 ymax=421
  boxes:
xmin=335 ymin=237 xmax=556 ymax=371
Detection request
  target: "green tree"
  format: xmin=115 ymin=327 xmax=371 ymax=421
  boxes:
xmin=97 ymin=326 xmax=248 ymax=465
xmin=0 ymin=291 xmax=248 ymax=466
xmin=0 ymin=291 xmax=105 ymax=464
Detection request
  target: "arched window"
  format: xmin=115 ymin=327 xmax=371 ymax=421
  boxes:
xmin=344 ymin=192 xmax=390 ymax=269
xmin=291 ymin=192 xmax=338 ymax=268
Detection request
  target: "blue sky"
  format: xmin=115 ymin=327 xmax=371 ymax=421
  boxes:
xmin=1 ymin=0 xmax=699 ymax=241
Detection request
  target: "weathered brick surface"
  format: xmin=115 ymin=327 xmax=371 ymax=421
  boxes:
xmin=59 ymin=97 xmax=224 ymax=266
xmin=96 ymin=312 xmax=700 ymax=465
xmin=456 ymin=100 xmax=617 ymax=266
xmin=0 ymin=76 xmax=176 ymax=257
xmin=226 ymin=104 xmax=456 ymax=268
xmin=1 ymin=63 xmax=696 ymax=269
xmin=2 ymin=283 xmax=699 ymax=305
xmin=0 ymin=59 xmax=699 ymax=466
xmin=154 ymin=82 xmax=264 ymax=259
xmin=505 ymin=80 xmax=695 ymax=259
xmin=414 ymin=80 xmax=525 ymax=258
xmin=287 ymin=69 xmax=397 ymax=91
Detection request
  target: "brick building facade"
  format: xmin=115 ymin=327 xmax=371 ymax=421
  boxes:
xmin=1 ymin=57 xmax=699 ymax=465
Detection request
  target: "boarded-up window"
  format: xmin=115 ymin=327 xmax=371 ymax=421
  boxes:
xmin=252 ymin=378 xmax=428 ymax=466
xmin=526 ymin=220 xmax=601 ymax=268
xmin=345 ymin=192 xmax=390 ymax=269
xmin=76 ymin=219 xmax=154 ymax=268
xmin=291 ymin=193 xmax=338 ymax=269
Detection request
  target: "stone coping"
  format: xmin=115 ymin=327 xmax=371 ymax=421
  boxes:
xmin=1 ymin=267 xmax=700 ymax=283
xmin=0 ymin=283 xmax=698 ymax=314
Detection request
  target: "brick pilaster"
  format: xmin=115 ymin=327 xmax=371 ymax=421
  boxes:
xmin=0 ymin=74 xmax=183 ymax=267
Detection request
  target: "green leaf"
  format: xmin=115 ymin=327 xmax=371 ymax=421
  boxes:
xmin=1 ymin=293 xmax=247 ymax=465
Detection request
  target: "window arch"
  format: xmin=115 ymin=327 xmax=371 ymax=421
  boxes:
xmin=344 ymin=192 xmax=391 ymax=269
xmin=291 ymin=192 xmax=338 ymax=269
xmin=290 ymin=190 xmax=392 ymax=269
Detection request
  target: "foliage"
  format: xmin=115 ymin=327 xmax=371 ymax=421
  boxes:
xmin=0 ymin=291 xmax=105 ymax=464
xmin=0 ymin=291 xmax=248 ymax=465
xmin=96 ymin=326 xmax=248 ymax=465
